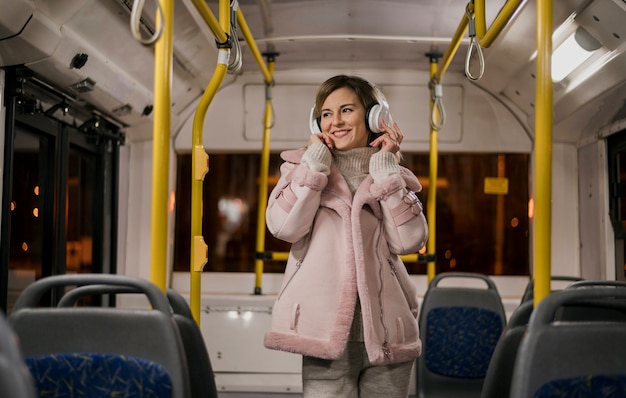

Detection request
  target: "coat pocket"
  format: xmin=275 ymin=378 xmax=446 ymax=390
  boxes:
xmin=386 ymin=257 xmax=419 ymax=317
xmin=290 ymin=303 xmax=301 ymax=331
xmin=277 ymin=259 xmax=302 ymax=301
xmin=277 ymin=232 xmax=312 ymax=300
xmin=396 ymin=317 xmax=406 ymax=343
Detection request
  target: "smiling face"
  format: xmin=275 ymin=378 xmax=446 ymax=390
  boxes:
xmin=319 ymin=87 xmax=369 ymax=151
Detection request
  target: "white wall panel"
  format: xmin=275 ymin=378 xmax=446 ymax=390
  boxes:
xmin=175 ymin=70 xmax=531 ymax=154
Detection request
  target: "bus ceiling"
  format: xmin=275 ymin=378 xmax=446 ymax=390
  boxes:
xmin=0 ymin=0 xmax=625 ymax=144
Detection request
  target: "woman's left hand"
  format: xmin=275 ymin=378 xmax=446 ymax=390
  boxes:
xmin=370 ymin=121 xmax=403 ymax=153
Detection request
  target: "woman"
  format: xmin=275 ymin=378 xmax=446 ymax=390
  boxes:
xmin=264 ymin=75 xmax=428 ymax=397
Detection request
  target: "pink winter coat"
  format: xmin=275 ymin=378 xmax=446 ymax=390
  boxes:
xmin=263 ymin=148 xmax=428 ymax=366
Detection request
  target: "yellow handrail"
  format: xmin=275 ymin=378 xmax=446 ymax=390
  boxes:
xmin=254 ymin=60 xmax=276 ymax=294
xmin=259 ymin=251 xmax=424 ymax=264
xmin=189 ymin=0 xmax=231 ymax=324
xmin=426 ymin=0 xmax=526 ymax=284
xmin=190 ymin=0 xmax=228 ymax=45
xmin=187 ymin=0 xmax=276 ymax=317
xmin=190 ymin=0 xmax=272 ymax=81
xmin=434 ymin=0 xmax=525 ymax=83
xmin=533 ymin=0 xmax=552 ymax=306
xmin=473 ymin=0 xmax=525 ymax=48
xmin=237 ymin=9 xmax=273 ymax=85
xmin=427 ymin=58 xmax=440 ymax=285
xmin=434 ymin=13 xmax=469 ymax=83
xmin=150 ymin=0 xmax=173 ymax=292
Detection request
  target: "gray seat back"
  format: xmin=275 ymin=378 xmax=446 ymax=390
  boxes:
xmin=9 ymin=274 xmax=191 ymax=398
xmin=520 ymin=275 xmax=583 ymax=303
xmin=57 ymin=283 xmax=218 ymax=398
xmin=510 ymin=287 xmax=626 ymax=398
xmin=417 ymin=272 xmax=506 ymax=398
xmin=480 ymin=300 xmax=534 ymax=398
xmin=558 ymin=280 xmax=626 ymax=321
xmin=0 ymin=312 xmax=37 ymax=398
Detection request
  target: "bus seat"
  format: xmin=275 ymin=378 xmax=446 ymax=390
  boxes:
xmin=520 ymin=275 xmax=583 ymax=303
xmin=510 ymin=287 xmax=626 ymax=398
xmin=506 ymin=300 xmax=535 ymax=328
xmin=557 ymin=280 xmax=626 ymax=321
xmin=165 ymin=289 xmax=219 ymax=398
xmin=9 ymin=274 xmax=191 ymax=398
xmin=480 ymin=300 xmax=534 ymax=398
xmin=57 ymin=283 xmax=218 ymax=398
xmin=0 ymin=311 xmax=37 ymax=398
xmin=25 ymin=352 xmax=172 ymax=397
xmin=416 ymin=272 xmax=507 ymax=398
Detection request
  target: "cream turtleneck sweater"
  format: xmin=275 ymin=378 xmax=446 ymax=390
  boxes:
xmin=301 ymin=142 xmax=400 ymax=194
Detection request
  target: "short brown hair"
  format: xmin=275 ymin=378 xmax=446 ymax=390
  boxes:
xmin=312 ymin=75 xmax=379 ymax=127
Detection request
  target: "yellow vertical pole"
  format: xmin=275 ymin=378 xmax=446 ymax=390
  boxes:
xmin=494 ymin=155 xmax=506 ymax=275
xmin=190 ymin=61 xmax=227 ymax=323
xmin=534 ymin=0 xmax=553 ymax=306
xmin=427 ymin=54 xmax=440 ymax=284
xmin=254 ymin=56 xmax=276 ymax=295
xmin=150 ymin=0 xmax=173 ymax=292
xmin=189 ymin=0 xmax=231 ymax=323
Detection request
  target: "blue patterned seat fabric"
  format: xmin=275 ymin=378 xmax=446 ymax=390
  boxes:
xmin=25 ymin=352 xmax=172 ymax=397
xmin=424 ymin=306 xmax=503 ymax=378
xmin=534 ymin=374 xmax=626 ymax=398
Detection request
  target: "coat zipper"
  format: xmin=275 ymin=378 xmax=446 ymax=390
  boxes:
xmin=329 ymin=185 xmax=391 ymax=360
xmin=388 ymin=258 xmax=398 ymax=278
xmin=376 ymin=228 xmax=392 ymax=360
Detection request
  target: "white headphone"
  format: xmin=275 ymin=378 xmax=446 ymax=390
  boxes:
xmin=309 ymin=82 xmax=393 ymax=135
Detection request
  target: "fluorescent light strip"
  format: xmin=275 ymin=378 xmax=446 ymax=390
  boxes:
xmin=552 ymin=33 xmax=596 ymax=82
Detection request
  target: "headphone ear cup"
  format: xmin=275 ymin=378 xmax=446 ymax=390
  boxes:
xmin=368 ymin=84 xmax=394 ymax=134
xmin=367 ymin=104 xmax=383 ymax=133
xmin=309 ymin=106 xmax=322 ymax=134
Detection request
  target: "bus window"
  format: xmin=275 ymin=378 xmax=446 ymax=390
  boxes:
xmin=608 ymin=129 xmax=626 ymax=279
xmin=609 ymin=130 xmax=626 ymax=239
xmin=173 ymin=152 xmax=530 ymax=275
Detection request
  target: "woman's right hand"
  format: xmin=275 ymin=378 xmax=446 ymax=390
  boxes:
xmin=310 ymin=133 xmax=334 ymax=150
xmin=370 ymin=120 xmax=401 ymax=154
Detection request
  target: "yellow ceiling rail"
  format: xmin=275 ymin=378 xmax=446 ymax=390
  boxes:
xmin=533 ymin=0 xmax=553 ymax=306
xmin=190 ymin=0 xmax=228 ymax=45
xmin=190 ymin=0 xmax=271 ymax=83
xmin=473 ymin=0 xmax=525 ymax=48
xmin=150 ymin=0 xmax=174 ymax=292
xmin=219 ymin=0 xmax=229 ymax=33
xmin=434 ymin=0 xmax=525 ymax=83
xmin=434 ymin=13 xmax=469 ymax=83
xmin=237 ymin=9 xmax=273 ymax=85
xmin=189 ymin=0 xmax=231 ymax=324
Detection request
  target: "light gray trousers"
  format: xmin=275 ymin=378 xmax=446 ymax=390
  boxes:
xmin=302 ymin=341 xmax=414 ymax=398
